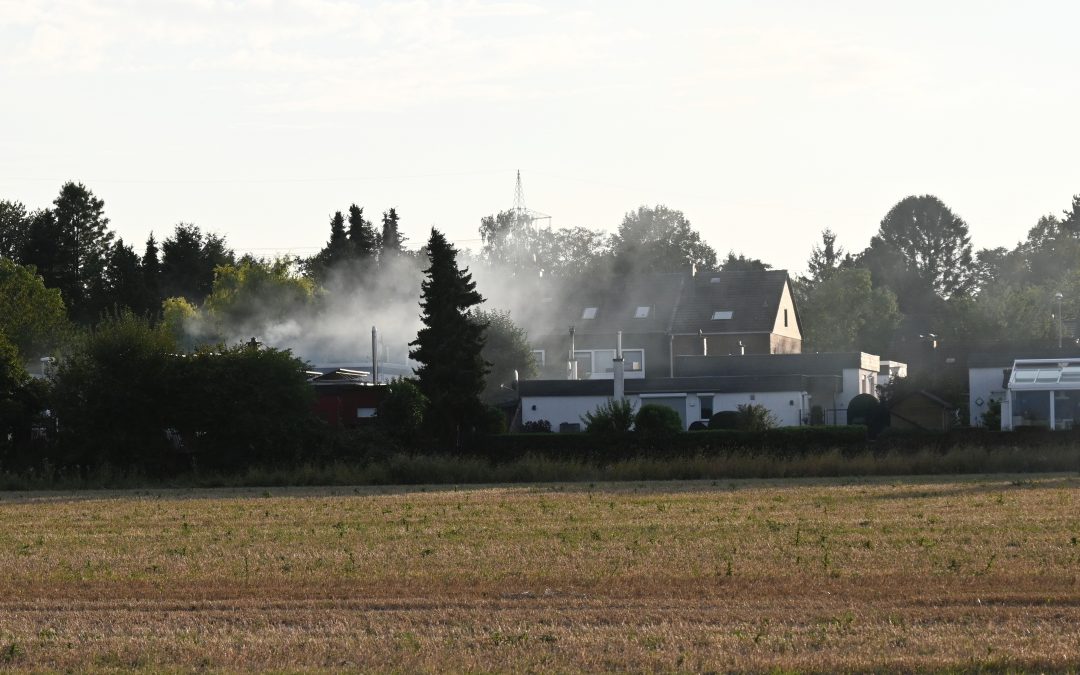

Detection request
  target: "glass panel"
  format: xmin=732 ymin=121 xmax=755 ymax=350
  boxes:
xmin=595 ymin=349 xmax=616 ymax=374
xmin=711 ymin=310 xmax=733 ymax=320
xmin=573 ymin=351 xmax=593 ymax=378
xmin=624 ymin=349 xmax=644 ymax=372
xmin=1061 ymin=367 xmax=1080 ymax=382
xmin=1035 ymin=370 xmax=1060 ymax=383
xmin=1012 ymin=368 xmax=1038 ymax=383
xmin=582 ymin=307 xmax=597 ymax=320
xmin=1013 ymin=391 xmax=1051 ymax=428
xmin=1055 ymin=391 xmax=1080 ymax=430
xmin=635 ymin=306 xmax=650 ymax=318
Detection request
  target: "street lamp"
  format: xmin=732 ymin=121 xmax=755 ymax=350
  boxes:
xmin=1055 ymin=292 xmax=1064 ymax=349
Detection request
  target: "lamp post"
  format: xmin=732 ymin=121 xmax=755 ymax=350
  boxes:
xmin=1056 ymin=292 xmax=1064 ymax=349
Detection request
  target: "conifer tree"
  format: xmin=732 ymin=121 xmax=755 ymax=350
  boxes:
xmin=380 ymin=208 xmax=405 ymax=260
xmin=409 ymin=228 xmax=488 ymax=446
xmin=347 ymin=204 xmax=378 ymax=260
xmin=142 ymin=233 xmax=161 ymax=314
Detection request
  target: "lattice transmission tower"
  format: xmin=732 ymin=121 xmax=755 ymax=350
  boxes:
xmin=510 ymin=170 xmax=550 ymax=230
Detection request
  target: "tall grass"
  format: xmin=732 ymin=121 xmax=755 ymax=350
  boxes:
xmin=2 ymin=444 xmax=1077 ymax=490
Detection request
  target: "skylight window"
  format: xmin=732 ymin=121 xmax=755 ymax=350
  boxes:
xmin=711 ymin=310 xmax=733 ymax=320
xmin=634 ymin=306 xmax=650 ymax=318
xmin=582 ymin=307 xmax=598 ymax=320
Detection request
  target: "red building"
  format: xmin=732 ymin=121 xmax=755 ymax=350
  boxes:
xmin=309 ymin=369 xmax=387 ymax=428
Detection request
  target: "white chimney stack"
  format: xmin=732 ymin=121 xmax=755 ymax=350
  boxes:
xmin=371 ymin=326 xmax=379 ymax=383
xmin=613 ymin=330 xmax=625 ymax=401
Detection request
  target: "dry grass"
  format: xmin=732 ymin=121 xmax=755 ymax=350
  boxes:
xmin=1 ymin=474 xmax=1079 ymax=671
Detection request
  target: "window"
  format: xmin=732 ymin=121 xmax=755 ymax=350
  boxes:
xmin=711 ymin=310 xmax=733 ymax=320
xmin=634 ymin=306 xmax=650 ymax=318
xmin=698 ymin=395 xmax=713 ymax=420
xmin=582 ymin=307 xmax=598 ymax=320
xmin=531 ymin=350 xmax=545 ymax=367
xmin=573 ymin=350 xmax=593 ymax=378
xmin=571 ymin=348 xmax=645 ymax=378
xmin=784 ymin=309 xmax=789 ymax=327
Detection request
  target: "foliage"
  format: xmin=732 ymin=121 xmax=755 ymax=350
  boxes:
xmin=737 ymin=403 xmax=779 ymax=432
xmin=160 ymin=223 xmax=235 ymax=304
xmin=166 ymin=342 xmax=315 ymax=471
xmin=799 ymin=267 xmax=900 ymax=354
xmin=379 ymin=208 xmax=404 ymax=259
xmin=0 ymin=333 xmax=46 ymax=456
xmin=980 ymin=399 xmax=1002 ymax=430
xmin=377 ymin=378 xmax=429 ymax=441
xmin=0 ymin=258 xmax=69 ymax=356
xmin=51 ymin=311 xmax=179 ymax=470
xmin=846 ymin=393 xmax=881 ymax=428
xmin=720 ymin=252 xmax=771 ymax=272
xmin=0 ymin=200 xmax=30 ymax=260
xmin=161 ymin=296 xmax=201 ymax=349
xmin=806 ymin=229 xmax=853 ymax=283
xmin=475 ymin=309 xmax=536 ymax=404
xmin=521 ymin=419 xmax=552 ymax=433
xmin=204 ymin=257 xmax=316 ymax=338
xmin=611 ymin=205 xmax=717 ymax=275
xmin=866 ymin=194 xmax=974 ymax=300
xmin=582 ymin=398 xmax=636 ymax=434
xmin=409 ymin=229 xmax=488 ymax=446
xmin=708 ymin=411 xmax=740 ymax=430
xmin=634 ymin=404 xmax=683 ymax=436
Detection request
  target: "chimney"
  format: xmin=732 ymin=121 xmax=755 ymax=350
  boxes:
xmin=613 ymin=330 xmax=625 ymax=401
xmin=371 ymin=326 xmax=379 ymax=383
xmin=739 ymin=340 xmax=745 ymax=356
xmin=568 ymin=324 xmax=577 ymax=380
xmin=699 ymin=329 xmax=707 ymax=357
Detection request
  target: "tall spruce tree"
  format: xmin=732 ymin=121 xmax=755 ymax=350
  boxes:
xmin=142 ymin=233 xmax=161 ymax=315
xmin=380 ymin=208 xmax=404 ymax=260
xmin=347 ymin=204 xmax=378 ymax=260
xmin=409 ymin=228 xmax=488 ymax=445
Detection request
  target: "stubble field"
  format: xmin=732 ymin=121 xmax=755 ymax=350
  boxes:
xmin=1 ymin=475 xmax=1079 ymax=672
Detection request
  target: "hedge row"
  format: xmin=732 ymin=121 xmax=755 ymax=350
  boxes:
xmin=471 ymin=425 xmax=869 ymax=462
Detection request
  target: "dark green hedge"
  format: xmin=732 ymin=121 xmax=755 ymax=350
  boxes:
xmin=470 ymin=425 xmax=869 ymax=463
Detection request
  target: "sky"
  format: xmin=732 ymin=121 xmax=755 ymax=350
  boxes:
xmin=3 ymin=0 xmax=1080 ymax=275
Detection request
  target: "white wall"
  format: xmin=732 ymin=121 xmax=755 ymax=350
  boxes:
xmin=772 ymin=281 xmax=802 ymax=341
xmin=969 ymin=366 xmax=1008 ymax=427
xmin=712 ymin=391 xmax=806 ymax=427
xmin=522 ymin=395 xmax=634 ymax=431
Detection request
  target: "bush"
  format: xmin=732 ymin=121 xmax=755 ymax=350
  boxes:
xmin=477 ymin=405 xmax=508 ymax=435
xmin=737 ymin=403 xmax=778 ymax=432
xmin=521 ymin=419 xmax=552 ymax=433
xmin=377 ymin=378 xmax=428 ymax=441
xmin=634 ymin=404 xmax=683 ymax=436
xmin=708 ymin=410 xmax=740 ymax=430
xmin=582 ymin=398 xmax=635 ymax=434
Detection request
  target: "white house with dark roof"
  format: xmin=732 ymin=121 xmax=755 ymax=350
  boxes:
xmin=523 ymin=269 xmax=802 ymax=381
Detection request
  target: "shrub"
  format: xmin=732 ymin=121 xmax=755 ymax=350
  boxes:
xmin=708 ymin=410 xmax=740 ymax=430
xmin=521 ymin=419 xmax=552 ymax=433
xmin=582 ymin=398 xmax=635 ymax=434
xmin=980 ymin=399 xmax=1001 ymax=430
xmin=738 ymin=403 xmax=778 ymax=432
xmin=634 ymin=404 xmax=683 ymax=436
xmin=377 ymin=378 xmax=428 ymax=440
xmin=477 ymin=405 xmax=508 ymax=434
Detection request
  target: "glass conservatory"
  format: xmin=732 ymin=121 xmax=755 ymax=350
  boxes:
xmin=1003 ymin=359 xmax=1080 ymax=430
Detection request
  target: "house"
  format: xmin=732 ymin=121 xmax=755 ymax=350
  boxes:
xmin=966 ymin=346 xmax=1078 ymax=427
xmin=519 ymin=374 xmax=833 ymax=431
xmin=308 ymin=369 xmax=387 ymax=428
xmin=523 ymin=269 xmax=803 ymax=381
xmin=1000 ymin=358 xmax=1080 ymax=431
xmin=675 ymin=352 xmax=890 ymax=424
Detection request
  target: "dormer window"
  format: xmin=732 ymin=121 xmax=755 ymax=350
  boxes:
xmin=582 ymin=307 xmax=598 ymax=320
xmin=634 ymin=306 xmax=650 ymax=319
xmin=711 ymin=310 xmax=733 ymax=320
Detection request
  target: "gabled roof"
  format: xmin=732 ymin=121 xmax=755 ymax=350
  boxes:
xmin=670 ymin=270 xmax=795 ymax=335
xmin=531 ymin=272 xmax=686 ymax=335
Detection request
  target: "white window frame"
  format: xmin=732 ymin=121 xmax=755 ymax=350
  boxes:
xmin=634 ymin=306 xmax=650 ymax=319
xmin=531 ymin=350 xmax=545 ymax=367
xmin=582 ymin=307 xmax=598 ymax=320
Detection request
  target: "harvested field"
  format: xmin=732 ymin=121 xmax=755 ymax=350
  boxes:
xmin=1 ymin=474 xmax=1079 ymax=671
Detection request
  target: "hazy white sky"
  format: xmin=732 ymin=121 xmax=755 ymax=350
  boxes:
xmin=3 ymin=0 xmax=1080 ymax=274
